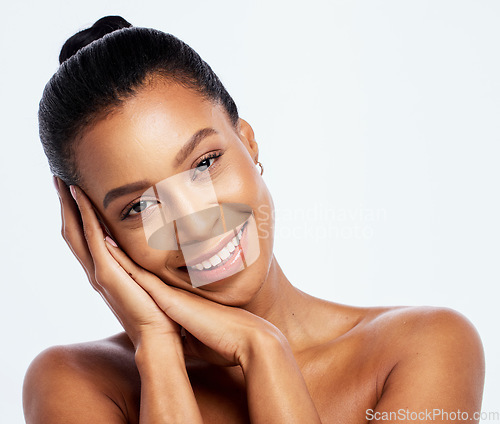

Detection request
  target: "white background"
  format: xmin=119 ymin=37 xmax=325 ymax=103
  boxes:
xmin=1 ymin=1 xmax=498 ymax=422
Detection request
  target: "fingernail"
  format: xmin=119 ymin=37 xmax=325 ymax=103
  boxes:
xmin=105 ymin=236 xmax=118 ymax=247
xmin=70 ymin=185 xmax=77 ymax=200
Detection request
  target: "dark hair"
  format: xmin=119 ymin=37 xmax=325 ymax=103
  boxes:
xmin=39 ymin=16 xmax=239 ymax=186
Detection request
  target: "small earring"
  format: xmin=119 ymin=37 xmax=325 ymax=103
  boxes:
xmin=256 ymin=161 xmax=264 ymax=175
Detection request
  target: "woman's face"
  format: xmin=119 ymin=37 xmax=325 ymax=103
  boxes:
xmin=74 ymin=79 xmax=275 ymax=305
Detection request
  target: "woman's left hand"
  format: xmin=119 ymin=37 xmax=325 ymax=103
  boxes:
xmin=105 ymin=240 xmax=285 ymax=367
xmin=103 ymin=216 xmax=322 ymax=423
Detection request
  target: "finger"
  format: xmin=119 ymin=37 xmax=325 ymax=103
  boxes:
xmin=70 ymin=185 xmax=138 ymax=299
xmin=54 ymin=177 xmax=97 ymax=287
xmin=129 ymin=273 xmax=261 ymax=354
xmin=103 ymin=237 xmax=175 ymax=288
xmin=102 ymin=240 xmax=177 ymax=309
xmin=101 ymin=240 xmax=182 ymax=340
xmin=70 ymin=185 xmax=110 ymax=270
xmin=69 ymin=186 xmax=166 ymax=310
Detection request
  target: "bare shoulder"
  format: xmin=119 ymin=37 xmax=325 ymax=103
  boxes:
xmin=358 ymin=305 xmax=484 ymax=357
xmin=23 ymin=332 xmax=139 ymax=424
xmin=318 ymin=303 xmax=483 ymax=377
xmin=351 ymin=305 xmax=485 ymax=420
xmin=347 ymin=305 xmax=485 ymax=372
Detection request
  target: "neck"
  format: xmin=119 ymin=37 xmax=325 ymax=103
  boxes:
xmin=240 ymin=255 xmax=328 ymax=353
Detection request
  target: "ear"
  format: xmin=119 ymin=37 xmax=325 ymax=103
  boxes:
xmin=238 ymin=118 xmax=259 ymax=163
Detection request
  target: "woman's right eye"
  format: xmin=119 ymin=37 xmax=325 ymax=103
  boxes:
xmin=123 ymin=199 xmax=159 ymax=219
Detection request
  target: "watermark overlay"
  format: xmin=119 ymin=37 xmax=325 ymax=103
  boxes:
xmin=139 ymin=169 xmax=260 ymax=287
xmin=366 ymin=408 xmax=500 ymax=422
xmin=257 ymin=203 xmax=387 ymax=241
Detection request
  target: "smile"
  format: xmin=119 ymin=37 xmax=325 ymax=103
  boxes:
xmin=187 ymin=220 xmax=248 ymax=272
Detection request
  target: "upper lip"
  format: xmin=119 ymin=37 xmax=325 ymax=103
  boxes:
xmin=184 ymin=220 xmax=247 ymax=267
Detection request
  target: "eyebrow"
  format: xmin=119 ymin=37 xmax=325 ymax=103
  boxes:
xmin=103 ymin=180 xmax=153 ymax=210
xmin=102 ymin=127 xmax=218 ymax=210
xmin=173 ymin=127 xmax=218 ymax=168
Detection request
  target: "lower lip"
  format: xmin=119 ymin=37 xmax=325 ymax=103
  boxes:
xmin=185 ymin=220 xmax=250 ymax=286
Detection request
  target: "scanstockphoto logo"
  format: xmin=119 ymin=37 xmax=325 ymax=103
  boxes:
xmin=257 ymin=204 xmax=387 ymax=241
xmin=366 ymin=408 xmax=500 ymax=422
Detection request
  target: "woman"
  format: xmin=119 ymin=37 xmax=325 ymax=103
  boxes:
xmin=23 ymin=16 xmax=485 ymax=423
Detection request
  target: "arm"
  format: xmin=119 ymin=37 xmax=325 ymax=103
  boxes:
xmin=61 ymin=181 xmax=321 ymax=422
xmin=241 ymin=333 xmax=322 ymax=423
xmin=135 ymin=334 xmax=203 ymax=423
xmin=124 ymin=261 xmax=324 ymax=423
xmin=368 ymin=307 xmax=485 ymax=424
xmin=23 ymin=335 xmax=203 ymax=424
xmin=23 ymin=179 xmax=203 ymax=423
xmin=69 ymin=183 xmax=204 ymax=423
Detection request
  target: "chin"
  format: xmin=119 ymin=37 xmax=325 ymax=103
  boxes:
xmin=153 ymin=240 xmax=273 ymax=307
xmin=127 ymin=199 xmax=275 ymax=305
xmin=192 ymin=264 xmax=269 ymax=307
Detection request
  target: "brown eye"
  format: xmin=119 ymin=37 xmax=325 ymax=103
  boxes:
xmin=124 ymin=199 xmax=159 ymax=219
xmin=192 ymin=152 xmax=221 ymax=180
xmin=129 ymin=200 xmax=150 ymax=215
xmin=196 ymin=157 xmax=215 ymax=172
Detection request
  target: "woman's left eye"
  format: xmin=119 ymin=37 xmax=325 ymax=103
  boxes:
xmin=121 ymin=199 xmax=159 ymax=220
xmin=192 ymin=152 xmax=221 ymax=178
xmin=196 ymin=157 xmax=215 ymax=171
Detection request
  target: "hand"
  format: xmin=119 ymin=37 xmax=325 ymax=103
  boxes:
xmin=54 ymin=177 xmax=179 ymax=348
xmin=115 ymin=262 xmax=289 ymax=368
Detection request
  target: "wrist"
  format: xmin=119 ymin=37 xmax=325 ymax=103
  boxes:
xmin=133 ymin=331 xmax=204 ymax=424
xmin=240 ymin=328 xmax=291 ymax=370
xmin=135 ymin=332 xmax=185 ymax=370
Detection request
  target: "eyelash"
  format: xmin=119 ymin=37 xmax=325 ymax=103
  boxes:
xmin=119 ymin=151 xmax=223 ymax=221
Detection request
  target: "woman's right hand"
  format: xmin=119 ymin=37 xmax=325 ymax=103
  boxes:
xmin=53 ymin=177 xmax=205 ymax=423
xmin=53 ymin=176 xmax=180 ymax=349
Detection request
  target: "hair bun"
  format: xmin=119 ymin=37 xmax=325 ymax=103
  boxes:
xmin=59 ymin=16 xmax=132 ymax=64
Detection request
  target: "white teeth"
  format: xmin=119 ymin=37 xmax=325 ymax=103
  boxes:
xmin=219 ymin=247 xmax=231 ymax=260
xmin=188 ymin=224 xmax=246 ymax=271
xmin=209 ymin=255 xmax=222 ymax=266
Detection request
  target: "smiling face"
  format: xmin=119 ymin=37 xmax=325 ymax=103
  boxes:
xmin=74 ymin=78 xmax=275 ymax=305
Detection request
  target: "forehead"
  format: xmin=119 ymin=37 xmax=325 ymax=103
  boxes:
xmin=75 ymin=81 xmax=234 ymax=201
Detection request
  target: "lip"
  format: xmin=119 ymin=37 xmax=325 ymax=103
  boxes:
xmin=184 ymin=218 xmax=248 ymax=267
xmin=185 ymin=218 xmax=251 ymax=286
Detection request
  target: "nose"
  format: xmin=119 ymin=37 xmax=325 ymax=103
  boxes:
xmin=145 ymin=171 xmax=221 ymax=248
xmin=174 ymin=205 xmax=223 ymax=245
xmin=145 ymin=200 xmax=222 ymax=250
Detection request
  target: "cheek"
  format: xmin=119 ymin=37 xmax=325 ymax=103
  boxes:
xmin=215 ymin=161 xmax=276 ymax=253
xmin=112 ymin=227 xmax=169 ymax=272
xmin=214 ymin=159 xmax=261 ymax=202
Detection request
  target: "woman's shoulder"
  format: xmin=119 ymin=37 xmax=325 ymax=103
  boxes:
xmin=356 ymin=304 xmax=483 ymax=346
xmin=339 ymin=304 xmax=484 ymax=358
xmin=311 ymin=303 xmax=484 ymax=414
xmin=24 ymin=331 xmax=137 ymax=385
xmin=23 ymin=332 xmax=139 ymax=424
xmin=341 ymin=304 xmax=484 ymax=394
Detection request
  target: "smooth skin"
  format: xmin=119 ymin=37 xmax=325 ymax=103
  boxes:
xmin=23 ymin=79 xmax=485 ymax=423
